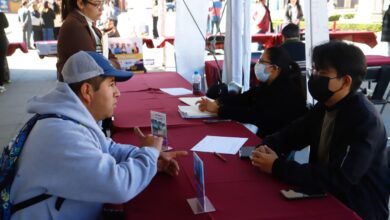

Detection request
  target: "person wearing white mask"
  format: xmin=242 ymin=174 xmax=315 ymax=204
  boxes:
xmin=197 ymin=46 xmax=307 ymax=138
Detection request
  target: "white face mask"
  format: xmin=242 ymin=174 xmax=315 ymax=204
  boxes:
xmin=254 ymin=63 xmax=270 ymax=82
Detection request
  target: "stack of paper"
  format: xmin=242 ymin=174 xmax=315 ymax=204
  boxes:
xmin=160 ymin=88 xmax=192 ymax=96
xmin=178 ymin=106 xmax=217 ymax=119
xmin=179 ymin=97 xmax=214 ymax=107
xmin=178 ymin=97 xmax=216 ymax=119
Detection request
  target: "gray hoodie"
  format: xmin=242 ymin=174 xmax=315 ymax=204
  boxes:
xmin=11 ymin=82 xmax=159 ymax=220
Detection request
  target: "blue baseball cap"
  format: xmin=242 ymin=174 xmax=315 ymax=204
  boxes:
xmin=62 ymin=51 xmax=133 ymax=84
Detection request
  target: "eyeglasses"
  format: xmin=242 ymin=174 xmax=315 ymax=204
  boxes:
xmin=258 ymin=59 xmax=272 ymax=64
xmin=312 ymin=69 xmax=339 ymax=80
xmin=87 ymin=1 xmax=104 ymax=8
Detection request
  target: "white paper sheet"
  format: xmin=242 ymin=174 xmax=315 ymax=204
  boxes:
xmin=179 ymin=96 xmax=214 ymax=107
xmin=178 ymin=106 xmax=217 ymax=118
xmin=191 ymin=136 xmax=248 ymax=155
xmin=160 ymin=88 xmax=192 ymax=96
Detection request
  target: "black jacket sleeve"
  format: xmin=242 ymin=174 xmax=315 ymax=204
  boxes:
xmin=267 ymin=96 xmax=389 ymax=197
xmin=0 ymin=12 xmax=9 ymax=29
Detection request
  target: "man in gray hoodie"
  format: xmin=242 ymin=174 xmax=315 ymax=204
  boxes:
xmin=10 ymin=51 xmax=187 ymax=220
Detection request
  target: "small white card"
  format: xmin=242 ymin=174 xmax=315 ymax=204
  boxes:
xmin=191 ymin=136 xmax=248 ymax=155
xmin=160 ymin=88 xmax=192 ymax=96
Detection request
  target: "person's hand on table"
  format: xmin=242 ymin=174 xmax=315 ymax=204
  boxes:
xmin=250 ymin=145 xmax=278 ymax=174
xmin=158 ymin=151 xmax=188 ymax=176
xmin=134 ymin=127 xmax=163 ymax=152
xmin=196 ymin=98 xmax=219 ymax=113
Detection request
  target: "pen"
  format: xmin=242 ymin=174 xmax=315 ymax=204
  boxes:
xmin=214 ymin=152 xmax=227 ymax=162
xmin=203 ymin=119 xmax=232 ymax=124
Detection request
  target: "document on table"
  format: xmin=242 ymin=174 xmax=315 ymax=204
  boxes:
xmin=179 ymin=96 xmax=214 ymax=107
xmin=160 ymin=88 xmax=192 ymax=96
xmin=191 ymin=135 xmax=248 ymax=154
xmin=178 ymin=106 xmax=217 ymax=118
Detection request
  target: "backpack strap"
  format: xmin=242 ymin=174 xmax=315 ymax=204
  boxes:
xmin=11 ymin=194 xmax=51 ymax=214
xmin=11 ymin=195 xmax=65 ymax=214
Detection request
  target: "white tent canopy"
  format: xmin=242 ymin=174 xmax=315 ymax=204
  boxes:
xmin=174 ymin=0 xmax=330 ymax=95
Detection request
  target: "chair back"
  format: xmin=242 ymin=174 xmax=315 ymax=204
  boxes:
xmin=365 ymin=65 xmax=390 ymax=113
xmin=370 ymin=66 xmax=390 ymax=100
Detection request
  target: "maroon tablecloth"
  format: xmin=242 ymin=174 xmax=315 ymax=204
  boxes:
xmin=113 ymin=72 xmax=204 ymax=131
xmin=204 ymin=60 xmax=223 ymax=87
xmin=142 ymin=38 xmax=155 ymax=48
xmin=251 ymin=33 xmax=283 ymax=48
xmin=110 ymin=124 xmax=361 ymax=220
xmin=157 ymin=34 xmax=282 ymax=49
xmin=157 ymin=31 xmax=376 ymax=49
xmin=365 ymin=55 xmax=390 ymax=66
xmin=7 ymin=42 xmax=28 ymax=56
xmin=116 ymin=71 xmax=191 ymax=93
xmin=157 ymin=36 xmax=175 ymax=48
xmin=113 ymin=90 xmax=203 ymax=130
xmin=329 ymin=31 xmax=377 ymax=48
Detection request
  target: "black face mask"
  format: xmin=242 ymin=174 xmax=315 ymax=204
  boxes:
xmin=308 ymin=74 xmax=341 ymax=103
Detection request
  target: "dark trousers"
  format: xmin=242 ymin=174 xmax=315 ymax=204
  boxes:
xmin=54 ymin=27 xmax=60 ymax=40
xmin=32 ymin=25 xmax=43 ymax=43
xmin=0 ymin=34 xmax=8 ymax=86
xmin=152 ymin=16 xmax=159 ymax=39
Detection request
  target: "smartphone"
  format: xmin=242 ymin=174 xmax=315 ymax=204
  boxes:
xmin=239 ymin=146 xmax=255 ymax=159
xmin=280 ymin=189 xmax=326 ymax=200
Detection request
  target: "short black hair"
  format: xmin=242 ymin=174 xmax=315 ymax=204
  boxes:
xmin=69 ymin=76 xmax=106 ymax=96
xmin=312 ymin=41 xmax=366 ymax=92
xmin=281 ymin=23 xmax=300 ymax=39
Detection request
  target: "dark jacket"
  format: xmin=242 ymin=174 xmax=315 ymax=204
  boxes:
xmin=217 ymin=75 xmax=307 ymax=138
xmin=264 ymin=92 xmax=390 ymax=220
xmin=381 ymin=5 xmax=390 ymax=42
xmin=281 ymin=40 xmax=305 ymax=61
xmin=0 ymin=12 xmax=8 ymax=36
xmin=41 ymin=8 xmax=56 ymax=28
xmin=285 ymin=3 xmax=303 ymax=23
xmin=57 ymin=11 xmax=114 ymax=81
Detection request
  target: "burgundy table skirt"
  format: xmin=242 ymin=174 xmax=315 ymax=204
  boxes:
xmin=329 ymin=31 xmax=377 ymax=48
xmin=7 ymin=42 xmax=28 ymax=56
xmin=365 ymin=55 xmax=390 ymax=66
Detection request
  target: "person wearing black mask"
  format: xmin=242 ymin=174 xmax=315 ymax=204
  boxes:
xmin=250 ymin=41 xmax=390 ymax=220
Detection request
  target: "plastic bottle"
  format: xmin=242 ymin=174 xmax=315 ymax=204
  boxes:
xmin=192 ymin=71 xmax=201 ymax=95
